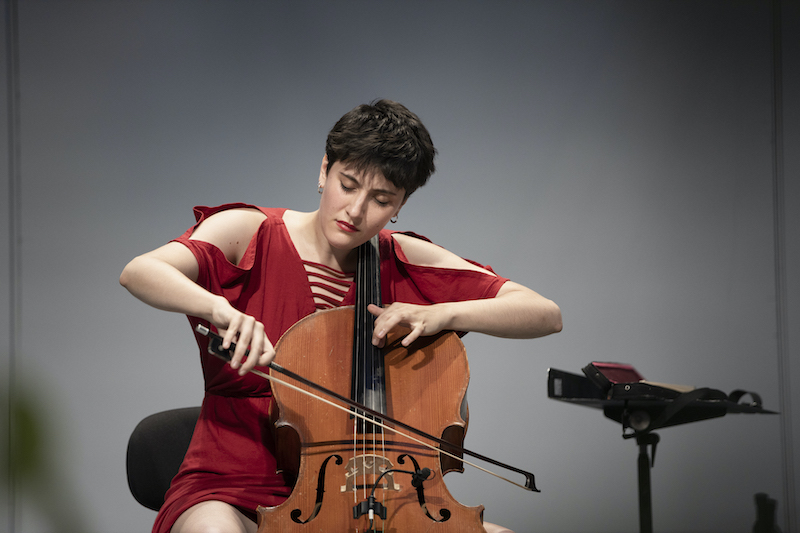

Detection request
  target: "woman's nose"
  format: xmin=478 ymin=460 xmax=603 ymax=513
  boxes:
xmin=346 ymin=193 xmax=368 ymax=220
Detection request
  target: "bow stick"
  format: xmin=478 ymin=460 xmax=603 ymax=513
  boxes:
xmin=196 ymin=323 xmax=539 ymax=492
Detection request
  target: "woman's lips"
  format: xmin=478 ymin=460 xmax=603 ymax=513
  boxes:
xmin=336 ymin=220 xmax=358 ymax=233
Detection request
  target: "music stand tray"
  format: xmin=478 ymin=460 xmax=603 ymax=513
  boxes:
xmin=547 ymin=363 xmax=776 ymax=533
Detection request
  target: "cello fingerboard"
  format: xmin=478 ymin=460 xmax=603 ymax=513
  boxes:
xmin=352 ymin=235 xmax=386 ymax=433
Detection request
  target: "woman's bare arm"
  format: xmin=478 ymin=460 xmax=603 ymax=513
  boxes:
xmin=119 ymin=208 xmax=273 ymax=373
xmin=369 ymin=234 xmax=562 ymax=346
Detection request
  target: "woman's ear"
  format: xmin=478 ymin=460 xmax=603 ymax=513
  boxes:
xmin=390 ymin=197 xmax=407 ymax=222
xmin=318 ymin=155 xmax=329 ymax=189
xmin=395 ymin=197 xmax=407 ymax=216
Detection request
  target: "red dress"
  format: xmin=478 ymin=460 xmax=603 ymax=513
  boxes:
xmin=152 ymin=204 xmax=509 ymax=532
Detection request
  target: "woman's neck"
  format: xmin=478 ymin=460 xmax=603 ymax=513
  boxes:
xmin=283 ymin=210 xmax=358 ymax=272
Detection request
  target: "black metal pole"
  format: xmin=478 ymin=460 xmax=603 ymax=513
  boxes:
xmin=635 ymin=433 xmax=659 ymax=533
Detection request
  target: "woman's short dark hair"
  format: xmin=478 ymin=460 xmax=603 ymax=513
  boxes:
xmin=325 ymin=100 xmax=437 ymax=197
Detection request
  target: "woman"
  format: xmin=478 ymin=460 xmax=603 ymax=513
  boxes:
xmin=120 ymin=100 xmax=562 ymax=533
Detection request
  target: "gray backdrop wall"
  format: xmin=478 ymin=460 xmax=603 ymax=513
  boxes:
xmin=2 ymin=1 xmax=798 ymax=532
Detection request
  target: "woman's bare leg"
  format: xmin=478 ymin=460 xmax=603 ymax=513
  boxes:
xmin=170 ymin=500 xmax=257 ymax=533
xmin=484 ymin=521 xmax=515 ymax=533
xmin=170 ymin=501 xmax=511 ymax=533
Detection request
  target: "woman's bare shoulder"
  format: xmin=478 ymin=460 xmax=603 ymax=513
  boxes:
xmin=390 ymin=232 xmax=493 ymax=275
xmin=189 ymin=207 xmax=268 ymax=262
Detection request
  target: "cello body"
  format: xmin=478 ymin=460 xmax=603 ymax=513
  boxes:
xmin=256 ymin=306 xmax=485 ymax=532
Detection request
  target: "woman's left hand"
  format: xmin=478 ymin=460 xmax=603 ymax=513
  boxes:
xmin=368 ymin=302 xmax=451 ymax=348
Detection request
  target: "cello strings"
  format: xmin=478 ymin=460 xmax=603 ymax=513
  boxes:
xmin=369 ymin=237 xmax=388 ymax=531
xmin=368 ymin=240 xmax=386 ymax=529
xmin=356 ymin=243 xmax=364 ymax=502
xmin=361 ymin=242 xmax=368 ymax=502
xmin=357 ymin=240 xmax=369 ymax=503
xmin=357 ymin=237 xmax=383 ymax=508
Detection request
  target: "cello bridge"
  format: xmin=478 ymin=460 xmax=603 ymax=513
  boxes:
xmin=340 ymin=454 xmax=400 ymax=492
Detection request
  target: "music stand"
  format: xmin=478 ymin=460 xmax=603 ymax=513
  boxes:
xmin=547 ymin=363 xmax=776 ymax=533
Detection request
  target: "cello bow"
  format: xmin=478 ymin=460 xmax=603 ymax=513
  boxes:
xmin=196 ymin=322 xmax=539 ymax=493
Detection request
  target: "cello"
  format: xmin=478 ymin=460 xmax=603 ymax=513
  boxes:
xmin=199 ymin=235 xmax=536 ymax=531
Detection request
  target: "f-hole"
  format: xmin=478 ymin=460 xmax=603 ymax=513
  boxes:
xmin=290 ymin=454 xmax=343 ymax=524
xmin=397 ymin=454 xmax=451 ymax=523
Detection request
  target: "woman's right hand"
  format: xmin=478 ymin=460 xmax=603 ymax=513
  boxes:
xmin=210 ymin=298 xmax=276 ymax=375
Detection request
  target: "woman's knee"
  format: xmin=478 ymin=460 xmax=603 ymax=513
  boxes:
xmin=484 ymin=521 xmax=515 ymax=533
xmin=170 ymin=501 xmax=256 ymax=533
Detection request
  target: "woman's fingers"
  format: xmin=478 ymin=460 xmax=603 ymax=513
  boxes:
xmin=217 ymin=311 xmax=274 ymax=375
xmin=239 ymin=321 xmax=276 ymax=375
xmin=368 ymin=303 xmax=443 ymax=347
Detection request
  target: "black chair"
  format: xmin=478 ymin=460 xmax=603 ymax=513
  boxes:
xmin=126 ymin=406 xmax=202 ymax=511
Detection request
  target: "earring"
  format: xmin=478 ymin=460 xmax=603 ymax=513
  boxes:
xmin=318 ymin=185 xmax=323 ymax=194
xmin=390 ymin=215 xmax=398 ymax=224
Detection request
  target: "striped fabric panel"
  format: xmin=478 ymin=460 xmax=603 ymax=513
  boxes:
xmin=302 ymin=260 xmax=355 ymax=310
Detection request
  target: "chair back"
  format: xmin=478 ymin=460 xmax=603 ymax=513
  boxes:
xmin=126 ymin=406 xmax=201 ymax=511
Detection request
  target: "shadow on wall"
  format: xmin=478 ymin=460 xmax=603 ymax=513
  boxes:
xmin=1 ymin=365 xmax=89 ymax=533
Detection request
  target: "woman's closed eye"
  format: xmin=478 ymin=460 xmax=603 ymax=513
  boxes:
xmin=340 ymin=181 xmax=391 ymax=206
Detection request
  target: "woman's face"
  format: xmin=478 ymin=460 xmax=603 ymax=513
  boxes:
xmin=318 ymin=156 xmax=405 ymax=252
